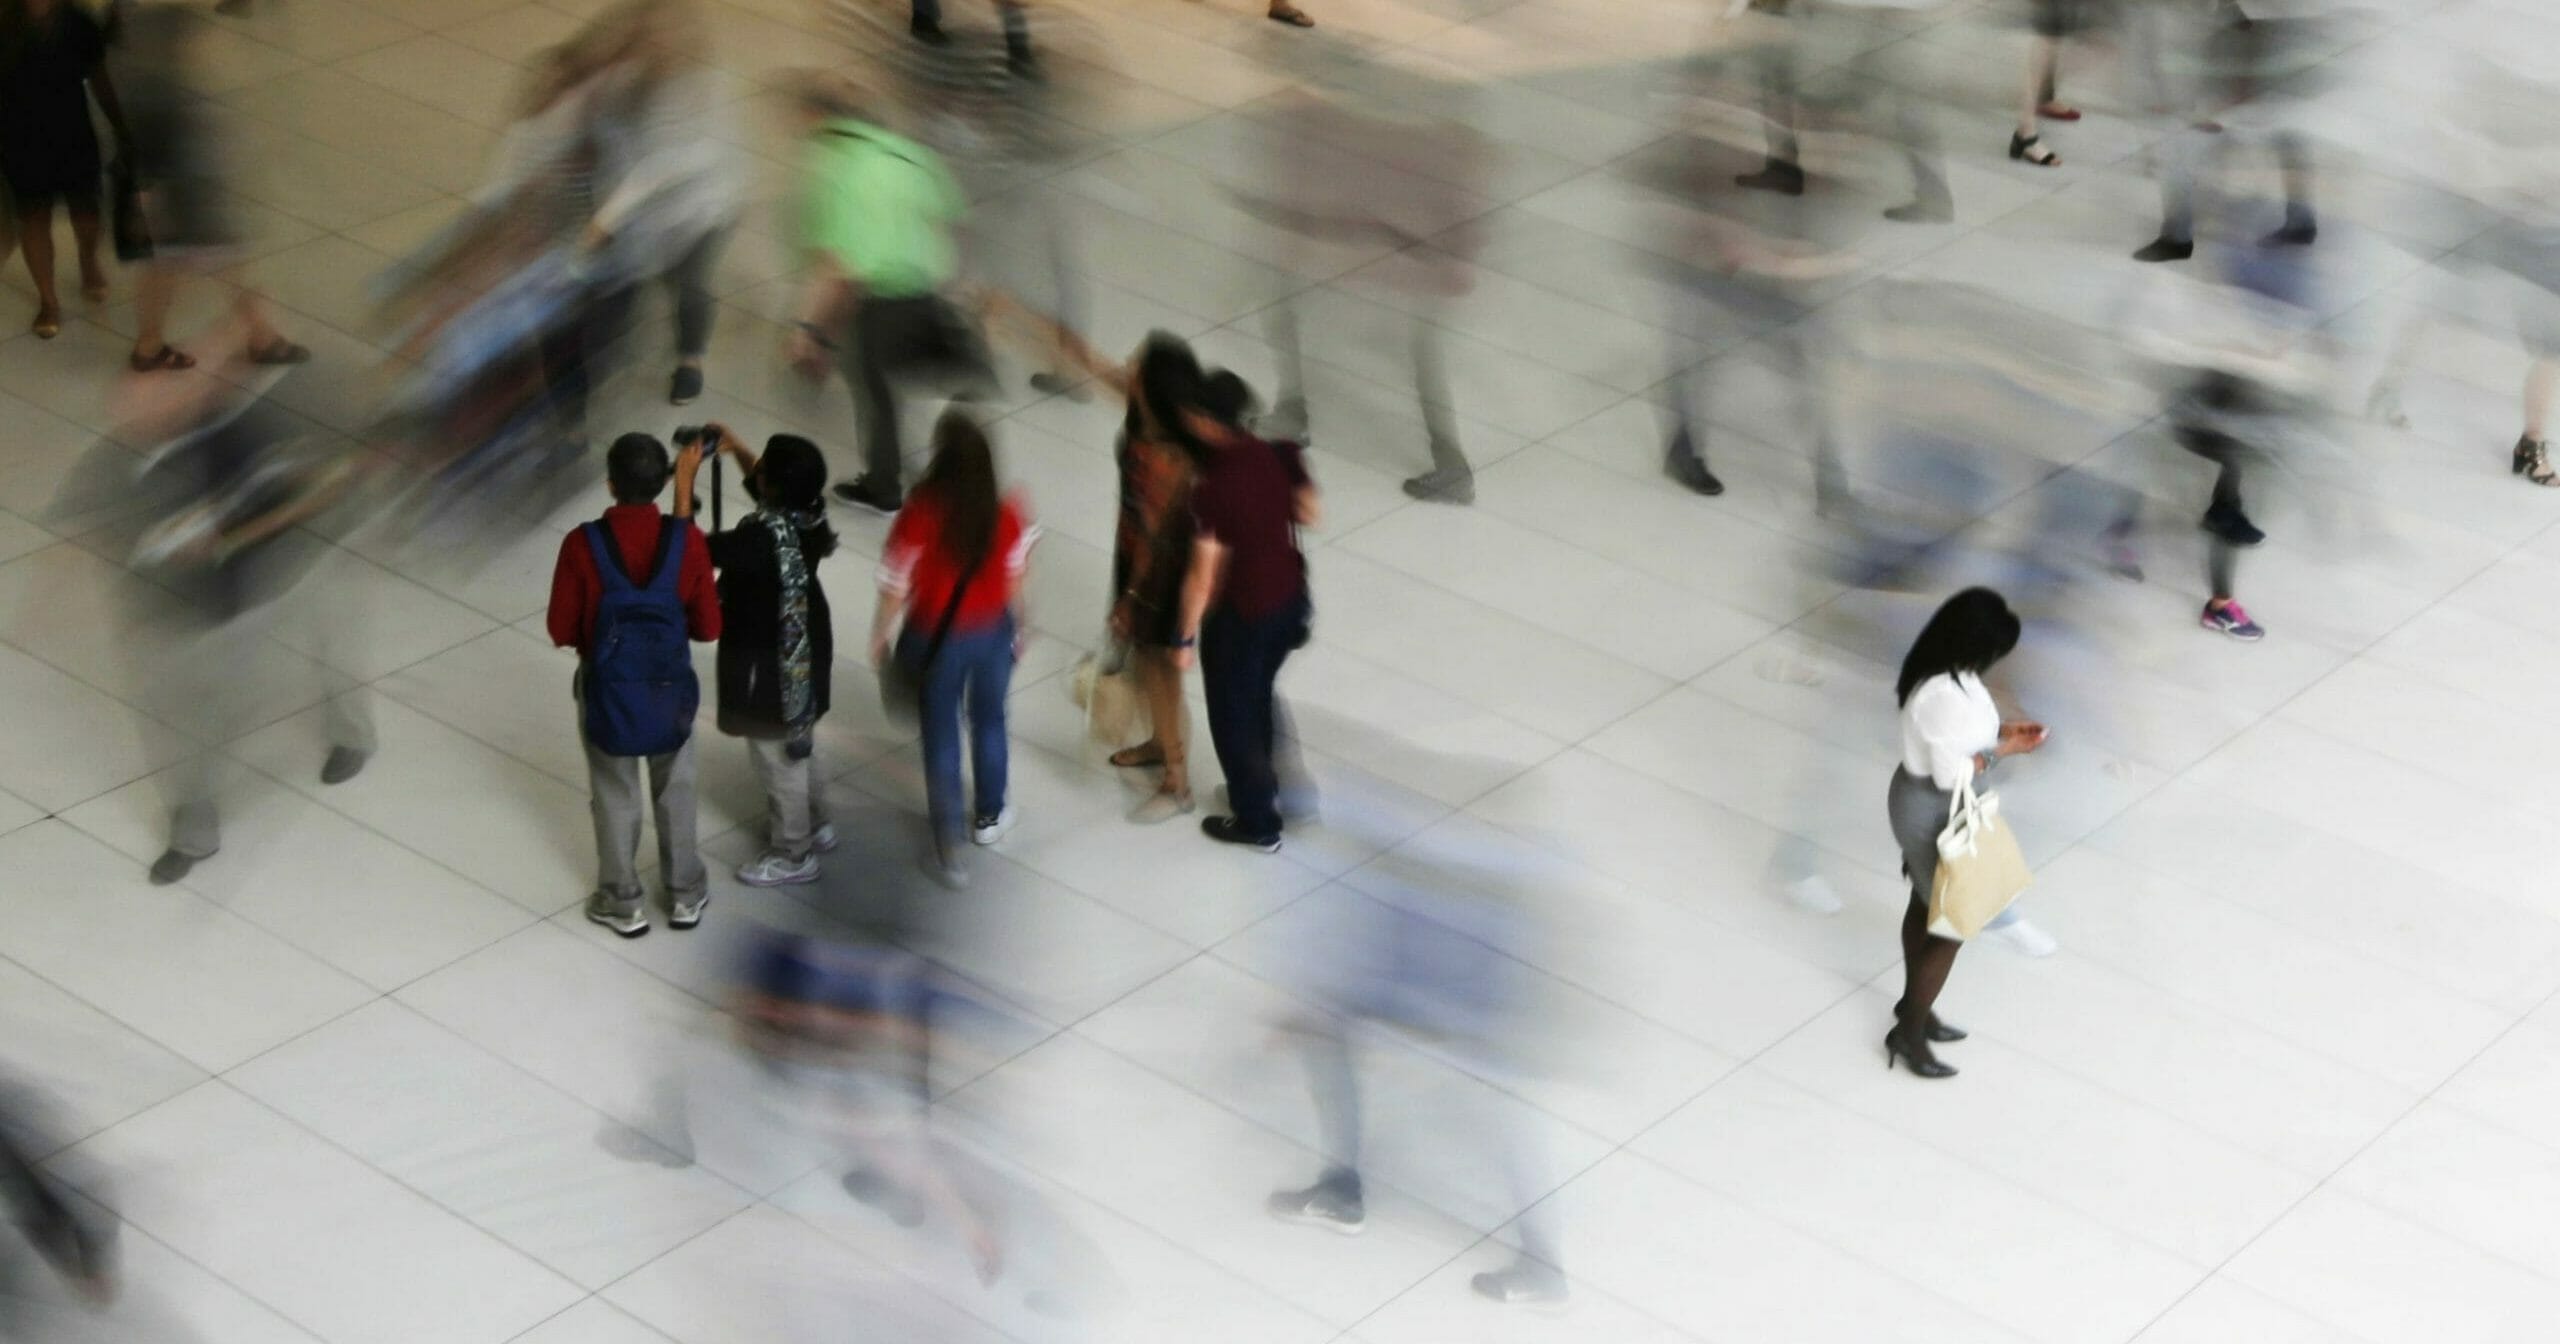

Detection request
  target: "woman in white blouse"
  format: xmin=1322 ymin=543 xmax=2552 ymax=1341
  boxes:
xmin=1886 ymin=588 xmax=2046 ymax=1079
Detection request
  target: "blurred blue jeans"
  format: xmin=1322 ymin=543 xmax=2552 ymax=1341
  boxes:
xmin=904 ymin=615 xmax=1015 ymax=849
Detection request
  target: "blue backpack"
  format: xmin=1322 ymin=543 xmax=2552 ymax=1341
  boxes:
xmin=581 ymin=519 xmax=699 ymax=757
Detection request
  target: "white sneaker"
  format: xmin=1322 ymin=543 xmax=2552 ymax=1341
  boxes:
xmin=1781 ymin=875 xmax=1844 ymax=916
xmin=970 ymin=805 xmax=1017 ymax=847
xmin=736 ymin=851 xmax=819 ymax=888
xmin=811 ymin=822 xmax=839 ymax=854
xmin=1988 ymin=916 xmax=2060 ymax=958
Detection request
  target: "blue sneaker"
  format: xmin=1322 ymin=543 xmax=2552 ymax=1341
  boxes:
xmin=2201 ymin=600 xmax=2264 ymax=642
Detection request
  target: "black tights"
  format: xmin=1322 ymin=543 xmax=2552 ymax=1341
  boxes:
xmin=1895 ymin=889 xmax=1961 ymax=1053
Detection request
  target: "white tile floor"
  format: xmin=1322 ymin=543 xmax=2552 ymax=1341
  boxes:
xmin=1 ymin=0 xmax=2555 ymax=1340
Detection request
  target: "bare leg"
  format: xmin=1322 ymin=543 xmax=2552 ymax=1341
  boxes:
xmin=19 ymin=207 xmax=61 ymax=321
xmin=2527 ymin=358 xmax=2557 ymax=444
xmin=235 ymin=288 xmax=287 ymax=351
xmin=1141 ymin=650 xmax=1188 ymax=800
xmin=67 ymin=210 xmax=106 ymax=299
xmin=133 ymin=262 xmax=178 ymax=358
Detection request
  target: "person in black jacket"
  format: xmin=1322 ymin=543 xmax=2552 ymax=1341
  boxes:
xmin=698 ymin=427 xmax=841 ymax=888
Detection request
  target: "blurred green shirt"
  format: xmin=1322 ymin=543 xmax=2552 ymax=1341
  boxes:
xmin=800 ymin=120 xmax=963 ymax=299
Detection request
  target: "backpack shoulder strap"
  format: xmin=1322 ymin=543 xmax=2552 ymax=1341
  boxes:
xmin=583 ymin=521 xmax=637 ymax=592
xmin=642 ymin=516 xmax=686 ymax=593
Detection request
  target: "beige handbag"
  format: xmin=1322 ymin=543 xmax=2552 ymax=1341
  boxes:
xmin=1069 ymin=641 xmax=1144 ymax=752
xmin=1927 ymin=773 xmax=2032 ymax=940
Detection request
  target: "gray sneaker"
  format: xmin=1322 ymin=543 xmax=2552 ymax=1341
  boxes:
xmin=668 ymin=888 xmax=709 ymax=930
xmin=736 ymin=852 xmax=819 ymax=887
xmin=811 ymin=822 xmax=840 ymax=854
xmin=586 ymin=889 xmax=649 ymax=938
xmin=1471 ymin=1260 xmax=1570 ymax=1307
xmin=1267 ymin=1181 xmax=1366 ymax=1234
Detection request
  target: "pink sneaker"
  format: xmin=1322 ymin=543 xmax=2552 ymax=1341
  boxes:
xmin=2201 ymin=600 xmax=2264 ymax=642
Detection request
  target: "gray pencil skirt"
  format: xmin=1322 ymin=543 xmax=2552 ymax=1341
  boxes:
xmin=1888 ymin=766 xmax=1953 ymax=904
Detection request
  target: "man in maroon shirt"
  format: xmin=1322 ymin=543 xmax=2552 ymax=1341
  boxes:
xmin=547 ymin=433 xmax=721 ymax=936
xmin=1175 ymin=401 xmax=1319 ymax=851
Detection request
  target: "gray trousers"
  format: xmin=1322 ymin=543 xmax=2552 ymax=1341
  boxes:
xmin=159 ymin=572 xmax=377 ymax=862
xmin=584 ymin=722 xmax=707 ymax=901
xmin=1264 ymin=299 xmax=1468 ymax=482
xmin=744 ymin=735 xmax=827 ymax=862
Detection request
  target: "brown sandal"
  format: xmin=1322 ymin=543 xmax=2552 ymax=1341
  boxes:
xmin=1109 ymin=744 xmax=1167 ymax=768
xmin=129 ymin=344 xmax=197 ymax=373
xmin=248 ymin=338 xmax=313 ymax=367
xmin=1267 ymin=4 xmax=1314 ymax=26
xmin=31 ymin=310 xmax=61 ymax=340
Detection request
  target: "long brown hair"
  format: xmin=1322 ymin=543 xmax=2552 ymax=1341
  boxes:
xmin=917 ymin=410 xmax=1000 ymax=570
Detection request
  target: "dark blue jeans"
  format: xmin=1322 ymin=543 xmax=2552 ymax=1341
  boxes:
xmin=904 ymin=615 xmax=1014 ymax=849
xmin=1201 ymin=596 xmax=1306 ymax=839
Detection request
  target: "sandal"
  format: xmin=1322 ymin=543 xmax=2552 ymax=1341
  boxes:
xmin=2036 ymin=102 xmax=2083 ymax=122
xmin=248 ymin=338 xmax=313 ymax=367
xmin=31 ymin=306 xmax=61 ymax=340
xmin=2008 ymin=132 xmax=2061 ymax=167
xmin=2515 ymin=436 xmax=2558 ymax=487
xmin=129 ymin=344 xmax=198 ymax=373
xmin=1267 ymin=4 xmax=1314 ymax=26
xmin=1109 ymin=744 xmax=1166 ymax=769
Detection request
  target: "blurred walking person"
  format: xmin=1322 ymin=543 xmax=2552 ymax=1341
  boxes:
xmin=1264 ymin=880 xmax=1563 ymax=1305
xmin=0 ymin=1078 xmax=118 ymax=1328
xmin=112 ymin=329 xmax=373 ymax=887
xmin=1886 ymin=588 xmax=2046 ymax=1079
xmin=873 ymin=411 xmax=1038 ymax=885
xmin=697 ymin=427 xmax=843 ymax=888
xmin=114 ymin=3 xmax=308 ymax=372
xmin=2 ymin=0 xmax=125 ymax=339
xmin=787 ymin=76 xmax=979 ymax=516
xmin=566 ymin=0 xmax=746 ymax=408
xmin=547 ymin=433 xmax=722 ymax=936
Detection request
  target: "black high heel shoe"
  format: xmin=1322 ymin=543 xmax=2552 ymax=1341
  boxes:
xmin=2514 ymin=436 xmax=2557 ymax=487
xmin=1893 ymin=999 xmax=1967 ymax=1043
xmin=1884 ymin=1029 xmax=1959 ymax=1079
xmin=2008 ymin=132 xmax=2061 ymax=168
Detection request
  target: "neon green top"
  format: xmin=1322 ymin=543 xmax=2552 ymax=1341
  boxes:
xmin=800 ymin=120 xmax=963 ymax=299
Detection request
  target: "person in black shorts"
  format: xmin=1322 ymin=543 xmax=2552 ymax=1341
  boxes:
xmin=0 ymin=0 xmax=128 ymax=339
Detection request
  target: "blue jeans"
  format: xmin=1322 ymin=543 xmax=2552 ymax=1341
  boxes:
xmin=904 ymin=615 xmax=1014 ymax=849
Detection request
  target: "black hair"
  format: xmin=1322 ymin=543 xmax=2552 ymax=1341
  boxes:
xmin=1200 ymin=369 xmax=1256 ymax=428
xmin=917 ymin=411 xmax=1000 ymax=569
xmin=1895 ymin=587 xmax=2021 ymax=706
xmin=1126 ymin=332 xmax=1208 ymax=457
xmin=755 ymin=434 xmax=839 ymax=559
xmin=606 ymin=432 xmax=672 ymax=504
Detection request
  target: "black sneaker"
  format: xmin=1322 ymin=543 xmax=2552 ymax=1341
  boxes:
xmin=320 ymin=746 xmax=369 ymax=786
xmin=832 ymin=476 xmax=903 ymax=516
xmin=1735 ymin=159 xmax=1805 ymax=197
xmin=1664 ymin=432 xmax=1723 ymax=496
xmin=2201 ymin=504 xmax=2265 ymax=547
xmin=1201 ymin=815 xmax=1281 ymax=853
xmin=910 ymin=16 xmax=950 ymax=44
xmin=2262 ymin=218 xmax=2317 ymax=248
xmin=2133 ymin=236 xmax=2195 ymax=263
xmin=670 ymin=365 xmax=704 ymax=405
